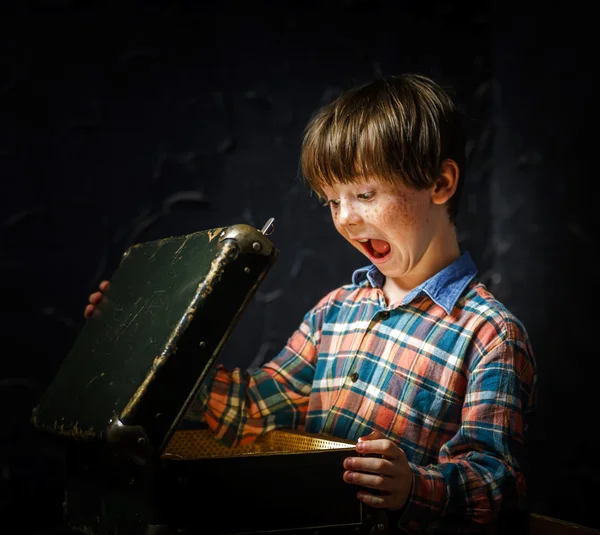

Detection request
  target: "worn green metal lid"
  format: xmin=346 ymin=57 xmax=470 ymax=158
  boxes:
xmin=31 ymin=222 xmax=278 ymax=463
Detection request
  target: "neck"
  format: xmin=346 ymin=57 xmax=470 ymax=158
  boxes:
xmin=383 ymin=223 xmax=460 ymax=306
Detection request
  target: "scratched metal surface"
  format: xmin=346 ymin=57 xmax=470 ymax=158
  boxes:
xmin=31 ymin=228 xmax=230 ymax=439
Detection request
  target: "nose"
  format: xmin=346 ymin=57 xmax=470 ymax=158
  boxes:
xmin=336 ymin=199 xmax=361 ymax=227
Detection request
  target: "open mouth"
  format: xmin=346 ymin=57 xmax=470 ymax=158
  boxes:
xmin=357 ymin=238 xmax=391 ymax=262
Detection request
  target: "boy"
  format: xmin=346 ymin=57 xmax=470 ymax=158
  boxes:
xmin=85 ymin=74 xmax=537 ymax=534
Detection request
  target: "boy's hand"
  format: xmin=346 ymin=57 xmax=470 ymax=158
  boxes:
xmin=83 ymin=280 xmax=110 ymax=319
xmin=343 ymin=430 xmax=413 ymax=511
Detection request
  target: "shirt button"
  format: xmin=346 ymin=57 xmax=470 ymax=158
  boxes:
xmin=350 ymin=372 xmax=359 ymax=382
xmin=379 ymin=310 xmax=390 ymax=319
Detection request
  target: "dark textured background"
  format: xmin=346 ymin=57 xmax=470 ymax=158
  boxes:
xmin=0 ymin=1 xmax=596 ymax=533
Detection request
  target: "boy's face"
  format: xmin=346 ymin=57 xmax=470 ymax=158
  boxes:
xmin=321 ymin=177 xmax=440 ymax=281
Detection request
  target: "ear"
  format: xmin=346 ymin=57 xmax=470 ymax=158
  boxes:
xmin=431 ymin=159 xmax=460 ymax=205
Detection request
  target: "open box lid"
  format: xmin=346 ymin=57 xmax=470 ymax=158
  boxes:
xmin=31 ymin=222 xmax=278 ymax=464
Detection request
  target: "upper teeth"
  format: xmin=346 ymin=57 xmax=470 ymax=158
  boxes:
xmin=358 ymin=239 xmax=369 ymax=243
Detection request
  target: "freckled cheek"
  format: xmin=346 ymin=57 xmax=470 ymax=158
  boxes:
xmin=361 ymin=206 xmax=381 ymax=224
xmin=381 ymin=200 xmax=417 ymax=227
xmin=381 ymin=210 xmax=401 ymax=227
xmin=363 ymin=204 xmax=398 ymax=227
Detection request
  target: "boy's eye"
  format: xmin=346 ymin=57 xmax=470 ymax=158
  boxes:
xmin=323 ymin=199 xmax=340 ymax=208
xmin=357 ymin=191 xmax=375 ymax=201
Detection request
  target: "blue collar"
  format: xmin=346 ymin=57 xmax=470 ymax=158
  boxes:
xmin=351 ymin=251 xmax=478 ymax=315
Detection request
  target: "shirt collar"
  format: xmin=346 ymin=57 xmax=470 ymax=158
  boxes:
xmin=351 ymin=251 xmax=478 ymax=315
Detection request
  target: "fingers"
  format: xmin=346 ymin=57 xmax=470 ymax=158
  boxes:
xmin=344 ymin=456 xmax=395 ymax=475
xmin=89 ymin=291 xmax=104 ymax=305
xmin=84 ymin=282 xmax=110 ymax=319
xmin=356 ymin=438 xmax=402 ymax=459
xmin=89 ymin=282 xmax=110 ymax=306
xmin=343 ymin=456 xmax=397 ymax=493
xmin=343 ymin=470 xmax=391 ymax=492
xmin=355 ymin=490 xmax=393 ymax=509
xmin=344 ymin=435 xmax=412 ymax=512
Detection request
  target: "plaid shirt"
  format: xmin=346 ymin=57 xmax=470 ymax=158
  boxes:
xmin=188 ymin=252 xmax=537 ymax=533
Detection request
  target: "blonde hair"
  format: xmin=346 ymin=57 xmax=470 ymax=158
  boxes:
xmin=300 ymin=74 xmax=466 ymax=222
